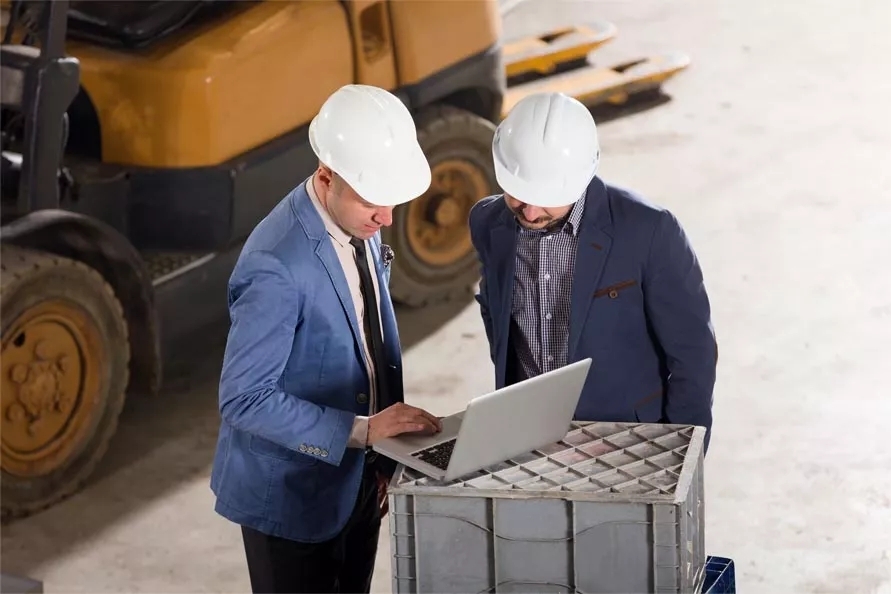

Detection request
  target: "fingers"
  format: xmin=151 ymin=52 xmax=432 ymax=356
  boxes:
xmin=403 ymin=403 xmax=440 ymax=428
xmin=395 ymin=403 xmax=442 ymax=432
xmin=408 ymin=416 xmax=439 ymax=434
xmin=418 ymin=409 xmax=442 ymax=431
xmin=394 ymin=419 xmax=436 ymax=435
xmin=371 ymin=403 xmax=444 ymax=440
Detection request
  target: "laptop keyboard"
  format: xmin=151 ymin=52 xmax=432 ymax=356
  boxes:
xmin=411 ymin=439 xmax=456 ymax=470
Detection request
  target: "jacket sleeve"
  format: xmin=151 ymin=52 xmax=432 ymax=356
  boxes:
xmin=218 ymin=249 xmax=356 ymax=466
xmin=469 ymin=206 xmax=496 ymax=363
xmin=642 ymin=211 xmax=718 ymax=450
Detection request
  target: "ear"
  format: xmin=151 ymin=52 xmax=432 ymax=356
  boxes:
xmin=317 ymin=165 xmax=335 ymax=189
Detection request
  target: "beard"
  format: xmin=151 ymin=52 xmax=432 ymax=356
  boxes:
xmin=509 ymin=206 xmax=569 ymax=232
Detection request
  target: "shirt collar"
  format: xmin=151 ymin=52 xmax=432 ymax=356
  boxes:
xmin=306 ymin=174 xmax=351 ymax=247
xmin=565 ymin=193 xmax=586 ymax=236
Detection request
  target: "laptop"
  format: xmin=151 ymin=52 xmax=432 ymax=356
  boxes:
xmin=372 ymin=358 xmax=592 ymax=482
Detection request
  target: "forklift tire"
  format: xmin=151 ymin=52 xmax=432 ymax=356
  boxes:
xmin=1 ymin=245 xmax=130 ymax=522
xmin=384 ymin=105 xmax=498 ymax=308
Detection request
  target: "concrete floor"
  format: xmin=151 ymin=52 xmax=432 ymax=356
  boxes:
xmin=3 ymin=0 xmax=891 ymax=592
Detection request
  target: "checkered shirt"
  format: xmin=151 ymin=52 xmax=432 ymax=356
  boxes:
xmin=510 ymin=195 xmax=586 ymax=380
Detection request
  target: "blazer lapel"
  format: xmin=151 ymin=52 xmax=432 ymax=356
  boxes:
xmin=568 ymin=179 xmax=613 ymax=359
xmin=370 ymin=235 xmax=402 ymax=361
xmin=314 ymin=240 xmax=365 ymax=351
xmin=292 ymin=181 xmax=366 ymax=352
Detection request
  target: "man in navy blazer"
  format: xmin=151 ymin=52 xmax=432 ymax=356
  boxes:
xmin=210 ymin=85 xmax=442 ymax=593
xmin=469 ymin=92 xmax=718 ymax=450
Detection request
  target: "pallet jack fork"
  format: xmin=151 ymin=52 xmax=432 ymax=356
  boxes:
xmin=501 ymin=22 xmax=690 ymax=117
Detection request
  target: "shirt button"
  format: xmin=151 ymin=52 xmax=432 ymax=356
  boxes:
xmin=543 ymin=273 xmax=551 ymax=281
xmin=547 ymin=356 xmax=554 ymax=362
xmin=545 ymin=313 xmax=552 ymax=320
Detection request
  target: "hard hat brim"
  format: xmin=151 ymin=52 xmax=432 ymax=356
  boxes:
xmin=309 ymin=115 xmax=432 ymax=207
xmin=494 ymin=158 xmax=596 ymax=209
xmin=355 ymin=142 xmax=432 ymax=207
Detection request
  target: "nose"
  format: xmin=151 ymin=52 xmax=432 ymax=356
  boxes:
xmin=374 ymin=207 xmax=394 ymax=227
xmin=520 ymin=205 xmax=544 ymax=222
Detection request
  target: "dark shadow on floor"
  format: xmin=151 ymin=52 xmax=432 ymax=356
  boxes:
xmin=0 ymin=293 xmax=474 ymax=577
xmin=587 ymin=90 xmax=674 ymax=123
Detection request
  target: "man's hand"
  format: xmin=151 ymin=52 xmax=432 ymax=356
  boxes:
xmin=367 ymin=402 xmax=442 ymax=445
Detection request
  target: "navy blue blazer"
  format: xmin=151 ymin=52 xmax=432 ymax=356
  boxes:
xmin=469 ymin=176 xmax=717 ymax=449
xmin=210 ymin=178 xmax=403 ymax=543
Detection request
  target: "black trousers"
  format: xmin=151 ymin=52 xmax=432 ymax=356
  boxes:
xmin=241 ymin=460 xmax=382 ymax=594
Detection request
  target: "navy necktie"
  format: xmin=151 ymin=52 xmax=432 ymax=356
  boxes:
xmin=350 ymin=238 xmax=390 ymax=411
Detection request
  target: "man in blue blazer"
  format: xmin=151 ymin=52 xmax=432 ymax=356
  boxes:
xmin=210 ymin=85 xmax=442 ymax=593
xmin=469 ymin=92 xmax=718 ymax=451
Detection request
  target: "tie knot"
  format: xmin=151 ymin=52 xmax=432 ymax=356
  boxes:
xmin=350 ymin=237 xmax=365 ymax=252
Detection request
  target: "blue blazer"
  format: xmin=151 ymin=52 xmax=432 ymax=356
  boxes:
xmin=469 ymin=177 xmax=717 ymax=449
xmin=210 ymin=178 xmax=403 ymax=543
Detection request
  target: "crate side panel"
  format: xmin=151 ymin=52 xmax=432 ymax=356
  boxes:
xmin=493 ymin=498 xmax=574 ymax=592
xmin=680 ymin=451 xmax=706 ymax=591
xmin=390 ymin=494 xmax=417 ymax=594
xmin=412 ymin=495 xmax=495 ymax=593
xmin=573 ymin=501 xmax=657 ymax=593
xmin=652 ymin=504 xmax=681 ymax=592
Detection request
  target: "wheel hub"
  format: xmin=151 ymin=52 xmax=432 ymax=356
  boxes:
xmin=406 ymin=159 xmax=490 ymax=268
xmin=433 ymin=196 xmax=462 ymax=227
xmin=1 ymin=301 xmax=102 ymax=478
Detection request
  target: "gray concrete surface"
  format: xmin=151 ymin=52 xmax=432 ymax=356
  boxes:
xmin=3 ymin=0 xmax=891 ymax=592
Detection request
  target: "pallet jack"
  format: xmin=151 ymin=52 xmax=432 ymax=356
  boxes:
xmin=501 ymin=21 xmax=690 ymax=117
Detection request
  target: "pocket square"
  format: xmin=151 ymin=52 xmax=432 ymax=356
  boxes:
xmin=381 ymin=244 xmax=395 ymax=269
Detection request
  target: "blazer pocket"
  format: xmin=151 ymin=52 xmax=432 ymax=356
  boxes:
xmin=593 ymin=279 xmax=638 ymax=299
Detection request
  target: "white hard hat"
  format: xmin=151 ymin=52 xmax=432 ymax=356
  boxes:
xmin=309 ymin=84 xmax=432 ymax=207
xmin=493 ymin=92 xmax=600 ymax=208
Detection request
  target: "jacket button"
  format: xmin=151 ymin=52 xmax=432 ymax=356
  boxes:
xmin=298 ymin=444 xmax=307 ymax=452
xmin=357 ymin=393 xmax=368 ymax=404
xmin=608 ymin=289 xmax=619 ymax=299
xmin=320 ymin=449 xmax=328 ymax=457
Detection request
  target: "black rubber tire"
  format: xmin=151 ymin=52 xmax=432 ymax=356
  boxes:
xmin=1 ymin=245 xmax=130 ymax=522
xmin=384 ymin=105 xmax=498 ymax=308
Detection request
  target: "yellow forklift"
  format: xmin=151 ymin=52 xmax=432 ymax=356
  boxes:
xmin=0 ymin=0 xmax=687 ymax=520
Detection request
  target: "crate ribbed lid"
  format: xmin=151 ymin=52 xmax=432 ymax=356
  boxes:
xmin=392 ymin=421 xmax=705 ymax=502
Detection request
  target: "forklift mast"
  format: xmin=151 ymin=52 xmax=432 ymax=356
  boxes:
xmin=1 ymin=0 xmax=80 ymax=217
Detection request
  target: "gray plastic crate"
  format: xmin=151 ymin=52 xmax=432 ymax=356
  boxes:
xmin=387 ymin=421 xmax=706 ymax=594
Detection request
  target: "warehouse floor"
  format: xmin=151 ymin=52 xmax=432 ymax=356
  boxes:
xmin=3 ymin=0 xmax=891 ymax=592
